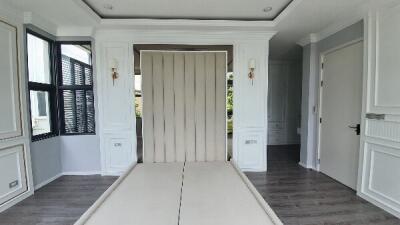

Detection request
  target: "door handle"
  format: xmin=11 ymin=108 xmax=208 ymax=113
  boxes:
xmin=348 ymin=124 xmax=361 ymax=135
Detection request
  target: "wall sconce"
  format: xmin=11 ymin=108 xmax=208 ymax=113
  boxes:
xmin=248 ymin=58 xmax=256 ymax=86
xmin=110 ymin=58 xmax=119 ymax=86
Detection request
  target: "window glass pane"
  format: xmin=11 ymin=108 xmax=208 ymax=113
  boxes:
xmin=30 ymin=90 xmax=51 ymax=136
xmin=61 ymin=45 xmax=91 ymax=65
xmin=27 ymin=34 xmax=51 ymax=84
xmin=61 ymin=44 xmax=92 ymax=85
xmin=60 ymin=43 xmax=94 ymax=135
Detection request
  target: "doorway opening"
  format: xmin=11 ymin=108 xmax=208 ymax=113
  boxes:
xmin=267 ymin=50 xmax=303 ymax=168
xmin=133 ymin=45 xmax=233 ymax=163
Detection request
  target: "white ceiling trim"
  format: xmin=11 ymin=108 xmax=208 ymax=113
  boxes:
xmin=273 ymin=0 xmax=303 ymax=25
xmin=94 ymin=29 xmax=277 ymax=42
xmin=297 ymin=33 xmax=318 ymax=47
xmin=71 ymin=0 xmax=303 ymax=30
xmin=296 ymin=8 xmax=365 ymax=46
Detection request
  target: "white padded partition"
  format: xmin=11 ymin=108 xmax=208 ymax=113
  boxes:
xmin=141 ymin=51 xmax=227 ymax=163
xmin=82 ymin=163 xmax=184 ymax=225
xmin=180 ymin=162 xmax=280 ymax=225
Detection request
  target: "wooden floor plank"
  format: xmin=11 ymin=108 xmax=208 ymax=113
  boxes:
xmin=0 ymin=146 xmax=399 ymax=225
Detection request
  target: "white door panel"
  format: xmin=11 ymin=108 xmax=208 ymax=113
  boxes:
xmin=0 ymin=145 xmax=28 ymax=204
xmin=0 ymin=20 xmax=22 ymax=140
xmin=319 ymin=41 xmax=363 ymax=190
xmin=358 ymin=5 xmax=400 ymax=218
xmin=0 ymin=19 xmax=32 ymax=212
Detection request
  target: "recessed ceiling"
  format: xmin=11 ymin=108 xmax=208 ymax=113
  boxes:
xmin=82 ymin=0 xmax=293 ymax=20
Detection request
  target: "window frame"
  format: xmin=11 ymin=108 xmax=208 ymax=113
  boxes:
xmin=26 ymin=29 xmax=59 ymax=141
xmin=57 ymin=41 xmax=96 ymax=136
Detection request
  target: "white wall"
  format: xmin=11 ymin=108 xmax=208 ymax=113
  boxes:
xmin=60 ymin=136 xmax=101 ymax=174
xmin=268 ymin=60 xmax=302 ymax=145
xmin=30 ymin=138 xmax=62 ymax=188
xmin=94 ymin=30 xmax=275 ymax=173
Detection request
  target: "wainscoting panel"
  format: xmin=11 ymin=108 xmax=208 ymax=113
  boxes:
xmin=0 ymin=20 xmax=22 ymax=140
xmin=101 ymin=43 xmax=135 ymax=131
xmin=361 ymin=143 xmax=400 ymax=214
xmin=98 ymin=42 xmax=136 ymax=175
xmin=0 ymin=144 xmax=27 ymax=205
xmin=367 ymin=4 xmax=400 ymax=114
xmin=359 ymin=4 xmax=400 ymax=218
xmin=104 ymin=134 xmax=133 ymax=175
xmin=235 ymin=128 xmax=266 ymax=172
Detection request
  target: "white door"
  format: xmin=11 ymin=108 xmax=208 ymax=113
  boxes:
xmin=319 ymin=41 xmax=363 ymax=190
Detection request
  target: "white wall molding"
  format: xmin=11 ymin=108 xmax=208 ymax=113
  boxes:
xmin=95 ymin=29 xmax=275 ymax=173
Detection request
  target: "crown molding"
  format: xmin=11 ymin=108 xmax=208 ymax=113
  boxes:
xmin=296 ymin=7 xmax=364 ymax=47
xmin=296 ymin=33 xmax=318 ymax=47
xmin=71 ymin=0 xmax=303 ymax=30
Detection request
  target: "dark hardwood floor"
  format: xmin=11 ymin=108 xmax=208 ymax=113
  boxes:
xmin=0 ymin=176 xmax=117 ymax=225
xmin=246 ymin=145 xmax=400 ymax=225
xmin=0 ymin=145 xmax=398 ymax=225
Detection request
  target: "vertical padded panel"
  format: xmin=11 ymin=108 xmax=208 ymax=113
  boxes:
xmin=141 ymin=51 xmax=226 ymax=163
xmin=205 ymin=53 xmax=216 ymax=161
xmin=152 ymin=54 xmax=165 ymax=162
xmin=163 ymin=53 xmax=176 ymax=162
xmin=195 ymin=53 xmax=206 ymax=161
xmin=141 ymin=53 xmax=155 ymax=163
xmin=174 ymin=53 xmax=186 ymax=162
xmin=184 ymin=53 xmax=196 ymax=162
xmin=215 ymin=52 xmax=227 ymax=161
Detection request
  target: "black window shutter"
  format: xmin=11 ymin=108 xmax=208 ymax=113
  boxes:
xmin=60 ymin=54 xmax=95 ymax=134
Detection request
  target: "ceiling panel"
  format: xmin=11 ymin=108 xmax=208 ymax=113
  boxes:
xmin=83 ymin=0 xmax=293 ymax=20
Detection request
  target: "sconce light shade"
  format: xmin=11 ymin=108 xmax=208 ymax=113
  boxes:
xmin=248 ymin=58 xmax=256 ymax=69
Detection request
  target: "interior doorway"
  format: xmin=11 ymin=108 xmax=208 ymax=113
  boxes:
xmin=267 ymin=60 xmax=303 ymax=166
xmin=134 ymin=44 xmax=233 ymax=162
xmin=318 ymin=40 xmax=363 ymax=190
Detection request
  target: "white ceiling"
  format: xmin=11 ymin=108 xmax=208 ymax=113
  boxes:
xmin=3 ymin=0 xmax=396 ymax=59
xmin=84 ymin=0 xmax=293 ymax=20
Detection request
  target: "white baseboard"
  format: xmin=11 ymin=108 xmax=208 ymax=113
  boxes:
xmin=0 ymin=189 xmax=34 ymax=213
xmin=358 ymin=192 xmax=400 ymax=219
xmin=34 ymin=173 xmax=63 ymax=190
xmin=298 ymin=161 xmax=313 ymax=169
xmin=62 ymin=171 xmax=102 ymax=176
xmin=34 ymin=171 xmax=102 ymax=190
